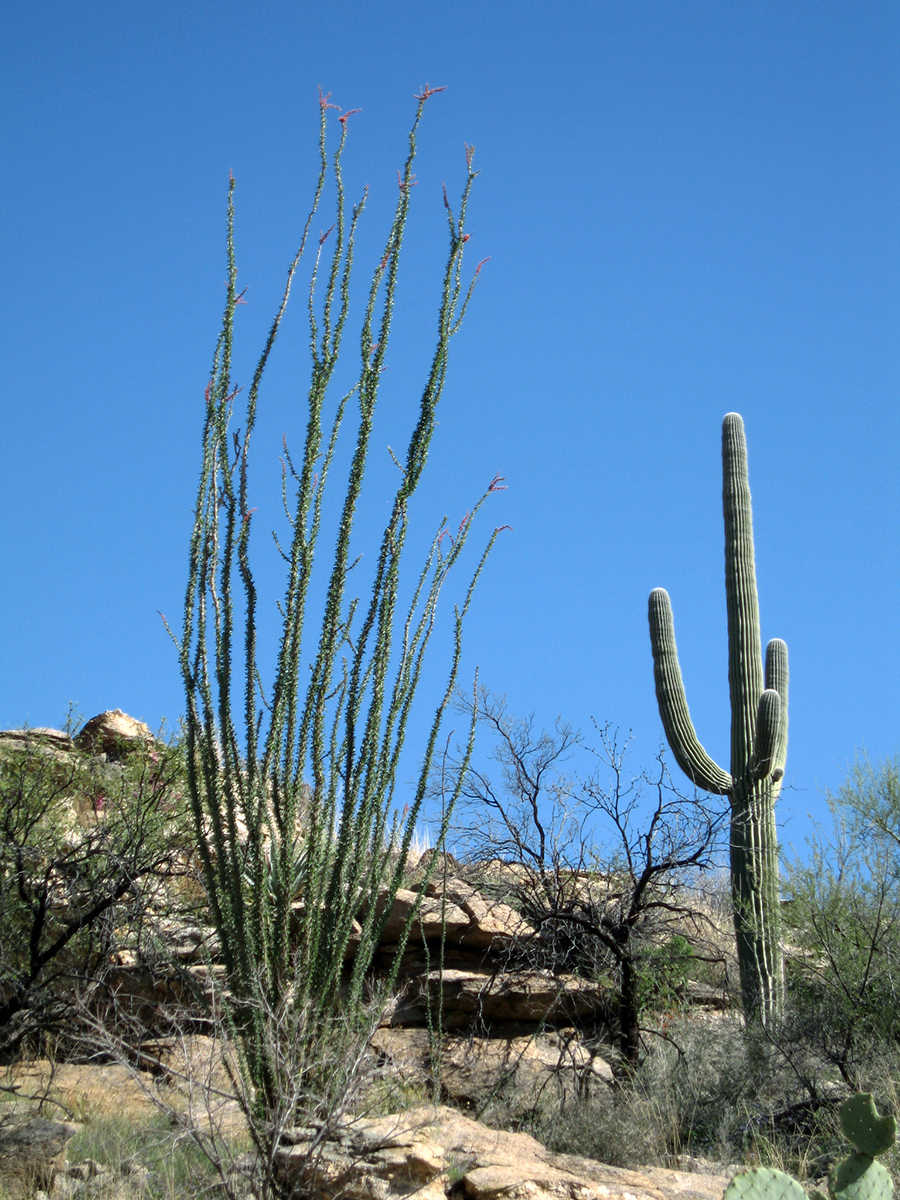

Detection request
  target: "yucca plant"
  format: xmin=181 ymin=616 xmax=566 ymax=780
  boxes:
xmin=174 ymin=87 xmax=503 ymax=1141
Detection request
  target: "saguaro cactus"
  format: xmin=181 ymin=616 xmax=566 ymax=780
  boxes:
xmin=648 ymin=413 xmax=787 ymax=1025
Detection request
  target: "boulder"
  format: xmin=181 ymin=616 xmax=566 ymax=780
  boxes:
xmin=0 ymin=728 xmax=74 ymax=755
xmin=424 ymin=878 xmax=536 ymax=949
xmin=417 ymin=967 xmax=611 ymax=1028
xmin=0 ymin=729 xmax=77 ymax=783
xmin=370 ymin=1028 xmax=613 ymax=1114
xmin=0 ymin=1116 xmax=76 ymax=1200
xmin=273 ymin=1105 xmax=733 ymax=1200
xmin=73 ymin=711 xmax=155 ymax=759
xmin=364 ymin=889 xmax=472 ymax=944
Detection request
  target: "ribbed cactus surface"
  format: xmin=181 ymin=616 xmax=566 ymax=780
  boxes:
xmin=648 ymin=414 xmax=787 ymax=1025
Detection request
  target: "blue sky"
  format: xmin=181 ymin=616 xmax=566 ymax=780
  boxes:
xmin=2 ymin=1 xmax=897 ymax=854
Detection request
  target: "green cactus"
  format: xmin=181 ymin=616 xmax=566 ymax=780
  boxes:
xmin=830 ymin=1155 xmax=893 ymax=1200
xmin=648 ymin=413 xmax=787 ymax=1025
xmin=841 ymin=1095 xmax=897 ymax=1160
xmin=724 ymin=1169 xmax=808 ymax=1200
xmin=722 ymin=1095 xmax=896 ymax=1200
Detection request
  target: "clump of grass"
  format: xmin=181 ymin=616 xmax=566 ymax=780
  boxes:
xmin=65 ymin=1110 xmax=253 ymax=1200
xmin=65 ymin=1113 xmax=203 ymax=1199
xmin=516 ymin=1013 xmax=900 ymax=1178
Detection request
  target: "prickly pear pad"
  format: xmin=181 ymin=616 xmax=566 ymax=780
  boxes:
xmin=724 ymin=1167 xmax=809 ymax=1200
xmin=840 ymin=1095 xmax=897 ymax=1160
xmin=830 ymin=1154 xmax=893 ymax=1200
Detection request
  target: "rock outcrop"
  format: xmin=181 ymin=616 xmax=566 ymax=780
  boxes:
xmin=272 ymin=1105 xmax=733 ymax=1200
xmin=72 ymin=710 xmax=156 ymax=759
xmin=370 ymin=1027 xmax=613 ymax=1115
xmin=0 ymin=1116 xmax=76 ymax=1200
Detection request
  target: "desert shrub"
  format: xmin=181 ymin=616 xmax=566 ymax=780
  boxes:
xmin=526 ymin=1013 xmax=858 ymax=1176
xmin=444 ymin=691 xmax=728 ymax=1065
xmin=782 ymin=756 xmax=900 ymax=1090
xmin=0 ymin=727 xmax=189 ymax=1058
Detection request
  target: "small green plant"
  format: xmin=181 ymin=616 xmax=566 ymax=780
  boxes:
xmin=724 ymin=1095 xmax=896 ymax=1200
xmin=65 ymin=1110 xmax=234 ymax=1200
xmin=634 ymin=933 xmax=695 ymax=1016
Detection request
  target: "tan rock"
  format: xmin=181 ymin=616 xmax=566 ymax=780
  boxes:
xmin=273 ymin=1106 xmax=733 ymax=1200
xmin=370 ymin=1028 xmax=613 ymax=1114
xmin=364 ymin=888 xmax=472 ymax=944
xmin=425 ymin=879 xmax=536 ymax=948
xmin=73 ymin=711 xmax=155 ymax=759
xmin=420 ymin=968 xmax=610 ymax=1027
xmin=0 ymin=729 xmax=77 ymax=780
xmin=0 ymin=728 xmax=74 ymax=754
xmin=0 ymin=1116 xmax=76 ymax=1200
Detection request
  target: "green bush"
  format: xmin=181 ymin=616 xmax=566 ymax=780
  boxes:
xmin=0 ymin=728 xmax=188 ymax=1058
xmin=783 ymin=756 xmax=900 ymax=1089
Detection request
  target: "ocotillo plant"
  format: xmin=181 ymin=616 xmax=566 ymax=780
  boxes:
xmin=175 ymin=89 xmax=503 ymax=1131
xmin=648 ymin=413 xmax=787 ymax=1025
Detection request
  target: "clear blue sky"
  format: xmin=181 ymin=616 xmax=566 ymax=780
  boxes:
xmin=2 ymin=1 xmax=897 ymax=854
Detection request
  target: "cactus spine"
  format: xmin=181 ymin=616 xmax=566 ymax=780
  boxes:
xmin=648 ymin=413 xmax=787 ymax=1025
xmin=723 ymin=1094 xmax=896 ymax=1200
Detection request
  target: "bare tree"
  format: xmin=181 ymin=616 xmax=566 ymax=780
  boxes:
xmin=445 ymin=691 xmax=728 ymax=1066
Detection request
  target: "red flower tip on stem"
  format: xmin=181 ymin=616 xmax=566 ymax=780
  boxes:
xmin=319 ymin=223 xmax=336 ymax=246
xmin=457 ymin=510 xmax=471 ymax=533
xmin=465 ymin=143 xmax=475 ymax=169
xmin=415 ymin=84 xmax=447 ymax=101
xmin=494 ymin=525 xmax=513 ymax=534
xmin=229 ymin=169 xmax=235 ymax=183
xmin=487 ymin=474 xmax=507 ymax=492
xmin=318 ymin=88 xmax=340 ymax=112
xmin=398 ymin=170 xmax=418 ymax=191
xmin=474 ymin=257 xmax=491 ymax=278
xmin=442 ymin=183 xmax=449 ymax=209
xmin=242 ymin=507 xmax=257 ymax=525
xmin=462 ymin=233 xmax=471 ymax=243
xmin=235 ymin=287 xmax=248 ymax=305
xmin=338 ymin=108 xmax=361 ymax=126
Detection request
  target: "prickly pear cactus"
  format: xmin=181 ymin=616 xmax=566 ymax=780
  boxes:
xmin=724 ymin=1168 xmax=808 ymax=1200
xmin=841 ymin=1094 xmax=897 ymax=1159
xmin=830 ymin=1154 xmax=893 ymax=1200
xmin=723 ymin=1095 xmax=896 ymax=1200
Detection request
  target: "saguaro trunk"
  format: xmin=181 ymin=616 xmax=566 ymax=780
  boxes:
xmin=647 ymin=414 xmax=787 ymax=1026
